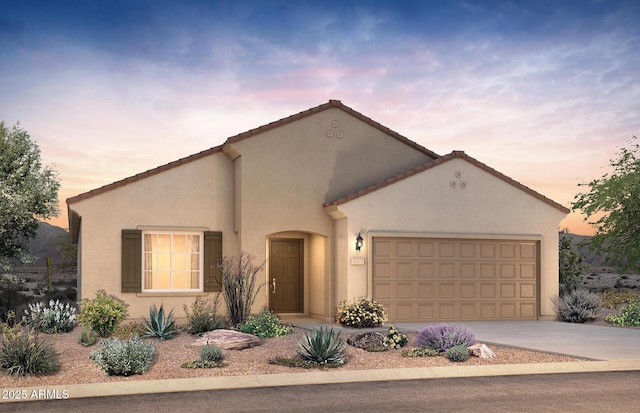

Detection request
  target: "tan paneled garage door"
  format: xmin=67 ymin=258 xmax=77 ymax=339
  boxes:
xmin=372 ymin=237 xmax=539 ymax=322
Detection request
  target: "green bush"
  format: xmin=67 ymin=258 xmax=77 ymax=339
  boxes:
xmin=78 ymin=290 xmax=128 ymax=338
xmin=183 ymin=295 xmax=225 ymax=335
xmin=239 ymin=307 xmax=293 ymax=338
xmin=90 ymin=336 xmax=156 ymax=376
xmin=401 ymin=347 xmax=440 ymax=358
xmin=446 ymin=345 xmax=470 ymax=362
xmin=336 ymin=297 xmax=388 ymax=328
xmin=200 ymin=344 xmax=223 ymax=362
xmin=0 ymin=315 xmax=59 ymax=376
xmin=296 ymin=327 xmax=346 ymax=365
xmin=141 ymin=304 xmax=177 ymax=341
xmin=606 ymin=300 xmax=640 ymax=327
xmin=23 ymin=299 xmax=77 ymax=333
xmin=557 ymin=288 xmax=601 ymax=323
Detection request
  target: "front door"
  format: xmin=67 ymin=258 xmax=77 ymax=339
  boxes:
xmin=269 ymin=239 xmax=303 ymax=313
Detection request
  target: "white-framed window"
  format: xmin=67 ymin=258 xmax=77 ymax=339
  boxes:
xmin=142 ymin=231 xmax=203 ymax=292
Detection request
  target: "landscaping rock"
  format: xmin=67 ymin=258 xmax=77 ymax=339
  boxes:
xmin=192 ymin=329 xmax=261 ymax=350
xmin=468 ymin=343 xmax=495 ymax=359
xmin=347 ymin=332 xmax=387 ymax=349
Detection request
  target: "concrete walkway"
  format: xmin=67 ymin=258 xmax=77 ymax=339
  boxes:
xmin=3 ymin=320 xmax=640 ymax=404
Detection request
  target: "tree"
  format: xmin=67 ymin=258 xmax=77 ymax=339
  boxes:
xmin=572 ymin=136 xmax=640 ymax=273
xmin=558 ymin=234 xmax=589 ymax=295
xmin=0 ymin=122 xmax=60 ymax=265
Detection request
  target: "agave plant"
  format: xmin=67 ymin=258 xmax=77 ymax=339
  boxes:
xmin=142 ymin=304 xmax=177 ymax=341
xmin=296 ymin=327 xmax=346 ymax=364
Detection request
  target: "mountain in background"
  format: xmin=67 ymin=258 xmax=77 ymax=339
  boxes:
xmin=25 ymin=222 xmax=69 ymax=266
xmin=560 ymin=232 xmax=607 ymax=267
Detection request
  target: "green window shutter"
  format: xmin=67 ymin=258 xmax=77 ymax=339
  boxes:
xmin=203 ymin=231 xmax=222 ymax=292
xmin=122 ymin=230 xmax=142 ymax=293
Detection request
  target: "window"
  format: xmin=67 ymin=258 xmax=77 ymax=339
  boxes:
xmin=142 ymin=232 xmax=203 ymax=292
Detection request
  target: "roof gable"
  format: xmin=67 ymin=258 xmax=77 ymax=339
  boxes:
xmin=323 ymin=150 xmax=570 ymax=214
xmin=67 ymin=100 xmax=439 ymax=205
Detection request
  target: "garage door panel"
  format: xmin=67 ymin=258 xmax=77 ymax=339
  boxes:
xmin=373 ymin=237 xmax=538 ymax=322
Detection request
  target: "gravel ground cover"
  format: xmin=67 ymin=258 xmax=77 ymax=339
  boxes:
xmin=0 ymin=326 xmax=582 ymax=388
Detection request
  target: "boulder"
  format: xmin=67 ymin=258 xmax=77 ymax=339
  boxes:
xmin=347 ymin=332 xmax=387 ymax=349
xmin=192 ymin=329 xmax=261 ymax=350
xmin=468 ymin=343 xmax=495 ymax=359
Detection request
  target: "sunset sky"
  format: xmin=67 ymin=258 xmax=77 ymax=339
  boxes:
xmin=2 ymin=1 xmax=639 ymax=235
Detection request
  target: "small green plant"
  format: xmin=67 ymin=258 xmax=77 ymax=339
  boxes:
xmin=78 ymin=324 xmax=99 ymax=347
xmin=77 ymin=290 xmax=128 ymax=338
xmin=23 ymin=299 xmax=77 ymax=333
xmin=141 ymin=304 xmax=177 ymax=341
xmin=606 ymin=300 xmax=640 ymax=327
xmin=239 ymin=307 xmax=294 ymax=338
xmin=384 ymin=325 xmax=408 ymax=349
xmin=183 ymin=295 xmax=225 ymax=335
xmin=336 ymin=297 xmax=388 ymax=328
xmin=556 ymin=288 xmax=601 ymax=323
xmin=218 ymin=252 xmax=265 ymax=328
xmin=401 ymin=347 xmax=440 ymax=358
xmin=181 ymin=344 xmax=224 ymax=369
xmin=446 ymin=345 xmax=470 ymax=362
xmin=0 ymin=313 xmax=59 ymax=376
xmin=365 ymin=346 xmax=388 ymax=352
xmin=200 ymin=344 xmax=223 ymax=362
xmin=269 ymin=356 xmax=344 ymax=369
xmin=90 ymin=336 xmax=156 ymax=376
xmin=296 ymin=327 xmax=346 ymax=365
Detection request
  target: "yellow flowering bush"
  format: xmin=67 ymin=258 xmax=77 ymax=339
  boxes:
xmin=384 ymin=325 xmax=408 ymax=349
xmin=336 ymin=297 xmax=388 ymax=328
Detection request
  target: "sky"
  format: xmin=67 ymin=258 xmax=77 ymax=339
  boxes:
xmin=1 ymin=0 xmax=639 ymax=235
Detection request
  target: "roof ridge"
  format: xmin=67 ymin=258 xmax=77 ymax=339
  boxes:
xmin=324 ymin=151 xmax=569 ymax=213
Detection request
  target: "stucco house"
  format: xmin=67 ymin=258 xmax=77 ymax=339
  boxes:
xmin=67 ymin=100 xmax=569 ymax=323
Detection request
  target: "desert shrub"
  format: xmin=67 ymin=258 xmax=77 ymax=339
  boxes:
xmin=336 ymin=297 xmax=388 ymax=328
xmin=183 ymin=295 xmax=225 ymax=335
xmin=218 ymin=252 xmax=265 ymax=328
xmin=141 ymin=304 xmax=177 ymax=341
xmin=415 ymin=324 xmax=475 ymax=352
xmin=200 ymin=344 xmax=223 ymax=362
xmin=112 ymin=322 xmax=147 ymax=339
xmin=384 ymin=325 xmax=408 ymax=349
xmin=606 ymin=300 xmax=640 ymax=327
xmin=23 ymin=299 xmax=77 ymax=333
xmin=239 ymin=307 xmax=293 ymax=338
xmin=0 ymin=314 xmax=59 ymax=376
xmin=446 ymin=345 xmax=470 ymax=362
xmin=90 ymin=336 xmax=156 ymax=376
xmin=78 ymin=324 xmax=99 ymax=347
xmin=296 ymin=327 xmax=346 ymax=365
xmin=401 ymin=347 xmax=440 ymax=358
xmin=600 ymin=289 xmax=640 ymax=309
xmin=556 ymin=288 xmax=601 ymax=323
xmin=558 ymin=235 xmax=589 ymax=294
xmin=78 ymin=290 xmax=128 ymax=337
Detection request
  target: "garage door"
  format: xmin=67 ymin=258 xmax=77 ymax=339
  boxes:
xmin=372 ymin=237 xmax=538 ymax=322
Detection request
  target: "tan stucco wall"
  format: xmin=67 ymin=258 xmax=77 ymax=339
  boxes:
xmin=331 ymin=157 xmax=567 ymax=320
xmin=226 ymin=107 xmax=434 ymax=313
xmin=70 ymin=154 xmax=236 ymax=320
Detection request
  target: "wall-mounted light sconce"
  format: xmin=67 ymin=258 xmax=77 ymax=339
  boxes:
xmin=355 ymin=233 xmax=363 ymax=251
